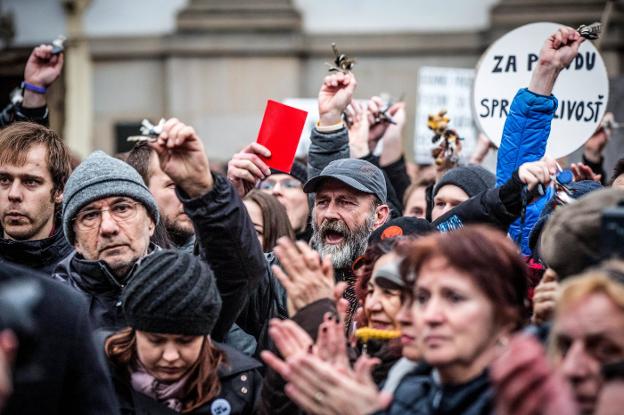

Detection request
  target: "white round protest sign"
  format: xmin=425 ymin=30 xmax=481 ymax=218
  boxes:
xmin=472 ymin=22 xmax=609 ymax=159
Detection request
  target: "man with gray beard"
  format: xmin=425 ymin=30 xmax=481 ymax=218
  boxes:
xmin=304 ymin=158 xmax=390 ymax=318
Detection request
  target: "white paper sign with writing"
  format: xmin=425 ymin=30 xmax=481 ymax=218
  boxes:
xmin=472 ymin=22 xmax=609 ymax=159
xmin=414 ymin=67 xmax=478 ymax=164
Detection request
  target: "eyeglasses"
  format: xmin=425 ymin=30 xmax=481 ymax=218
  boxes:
xmin=258 ymin=178 xmax=302 ymax=191
xmin=74 ymin=201 xmax=141 ymax=230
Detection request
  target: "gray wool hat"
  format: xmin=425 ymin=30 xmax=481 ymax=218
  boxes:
xmin=433 ymin=165 xmax=496 ymax=198
xmin=62 ymin=150 xmax=160 ymax=244
xmin=303 ymin=158 xmax=387 ymax=203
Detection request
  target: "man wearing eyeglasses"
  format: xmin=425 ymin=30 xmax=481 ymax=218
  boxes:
xmin=53 ymin=118 xmax=265 ymax=339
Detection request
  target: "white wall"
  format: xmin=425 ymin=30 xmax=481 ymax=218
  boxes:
xmin=293 ymin=0 xmax=499 ymax=33
xmin=5 ymin=0 xmax=498 ymax=46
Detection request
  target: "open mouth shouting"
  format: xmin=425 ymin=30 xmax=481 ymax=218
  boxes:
xmin=321 ymin=221 xmax=349 ymax=245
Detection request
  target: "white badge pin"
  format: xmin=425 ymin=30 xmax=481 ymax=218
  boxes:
xmin=211 ymin=398 xmax=231 ymax=415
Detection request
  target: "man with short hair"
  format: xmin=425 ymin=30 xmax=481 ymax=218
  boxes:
xmin=0 ymin=122 xmax=73 ymax=272
xmin=54 ymin=118 xmax=265 ymax=343
xmin=125 ymin=143 xmax=195 ymax=251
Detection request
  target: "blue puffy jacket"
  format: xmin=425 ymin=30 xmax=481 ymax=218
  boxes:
xmin=496 ymin=88 xmax=557 ymax=255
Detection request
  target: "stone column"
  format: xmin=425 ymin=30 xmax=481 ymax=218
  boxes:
xmin=62 ymin=0 xmax=93 ymax=159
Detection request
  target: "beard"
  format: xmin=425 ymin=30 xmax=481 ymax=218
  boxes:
xmin=164 ymin=215 xmax=195 ymax=248
xmin=310 ymin=211 xmax=375 ymax=270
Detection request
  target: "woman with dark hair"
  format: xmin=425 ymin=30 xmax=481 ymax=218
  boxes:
xmin=243 ymin=190 xmax=295 ymax=252
xmin=262 ymin=225 xmax=528 ymax=415
xmin=105 ymin=250 xmax=262 ymax=414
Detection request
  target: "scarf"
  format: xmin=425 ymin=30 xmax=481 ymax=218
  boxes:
xmin=130 ymin=362 xmax=192 ymax=412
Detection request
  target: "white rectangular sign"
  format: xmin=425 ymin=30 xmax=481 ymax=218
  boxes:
xmin=414 ymin=67 xmax=477 ymax=164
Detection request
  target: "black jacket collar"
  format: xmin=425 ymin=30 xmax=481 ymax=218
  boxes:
xmin=62 ymin=244 xmax=159 ymax=295
xmin=0 ymin=213 xmax=72 ymax=272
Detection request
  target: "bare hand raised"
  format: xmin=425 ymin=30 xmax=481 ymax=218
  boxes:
xmin=518 ymin=158 xmax=557 ymax=191
xmin=227 ymin=143 xmax=272 ymax=198
xmin=529 ymin=26 xmax=585 ymax=96
xmin=272 ymin=238 xmax=335 ymax=314
xmin=22 ymin=45 xmax=64 ymax=108
xmin=318 ymin=72 xmax=357 ymax=127
xmin=149 ymin=118 xmax=213 ymax=198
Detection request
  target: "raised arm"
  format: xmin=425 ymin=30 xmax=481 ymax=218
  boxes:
xmin=0 ymin=44 xmax=64 ymax=127
xmin=149 ymin=119 xmax=266 ymax=341
xmin=308 ymin=72 xmax=356 ymax=179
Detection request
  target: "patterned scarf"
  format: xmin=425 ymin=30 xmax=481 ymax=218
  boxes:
xmin=130 ymin=362 xmax=192 ymax=412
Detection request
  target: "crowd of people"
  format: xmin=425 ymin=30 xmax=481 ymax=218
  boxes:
xmin=0 ymin=25 xmax=622 ymax=415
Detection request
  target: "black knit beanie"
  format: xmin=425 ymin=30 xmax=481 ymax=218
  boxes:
xmin=122 ymin=250 xmax=222 ymax=336
xmin=433 ymin=165 xmax=496 ymax=198
xmin=270 ymin=159 xmax=308 ymax=185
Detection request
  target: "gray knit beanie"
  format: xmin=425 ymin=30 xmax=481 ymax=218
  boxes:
xmin=433 ymin=165 xmax=496 ymax=198
xmin=122 ymin=250 xmax=222 ymax=336
xmin=62 ymin=151 xmax=160 ymax=245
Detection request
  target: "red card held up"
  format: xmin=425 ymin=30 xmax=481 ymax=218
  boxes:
xmin=256 ymin=99 xmax=308 ymax=173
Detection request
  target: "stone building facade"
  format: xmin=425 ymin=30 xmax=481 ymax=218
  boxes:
xmin=1 ymin=0 xmax=622 ymax=169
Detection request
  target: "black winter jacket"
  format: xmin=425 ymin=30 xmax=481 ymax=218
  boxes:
xmin=52 ymin=249 xmax=147 ymax=331
xmin=0 ymin=215 xmax=73 ymax=274
xmin=111 ymin=343 xmax=262 ymax=415
xmin=235 ymin=251 xmax=288 ymax=354
xmin=380 ymin=366 xmax=493 ymax=415
xmin=0 ymin=101 xmax=49 ymax=128
xmin=53 ymin=174 xmax=265 ymax=342
xmin=177 ymin=174 xmax=266 ymax=342
xmin=433 ymin=170 xmax=526 ymax=233
xmin=0 ymin=261 xmax=119 ymax=415
xmin=258 ymin=299 xmax=336 ymax=415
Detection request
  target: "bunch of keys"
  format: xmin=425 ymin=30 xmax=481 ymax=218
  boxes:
xmin=326 ymin=42 xmax=356 ymax=74
xmin=51 ymin=35 xmax=66 ymax=55
xmin=527 ymin=165 xmax=574 ymax=203
xmin=576 ymin=22 xmax=601 ymax=40
xmin=372 ymin=93 xmax=400 ymax=126
xmin=126 ymin=119 xmax=166 ymax=143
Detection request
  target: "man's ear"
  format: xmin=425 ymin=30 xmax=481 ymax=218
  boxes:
xmin=148 ymin=218 xmax=155 ymax=237
xmin=372 ymin=204 xmax=390 ymax=230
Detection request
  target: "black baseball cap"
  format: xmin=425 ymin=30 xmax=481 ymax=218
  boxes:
xmin=368 ymin=216 xmax=434 ymax=245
